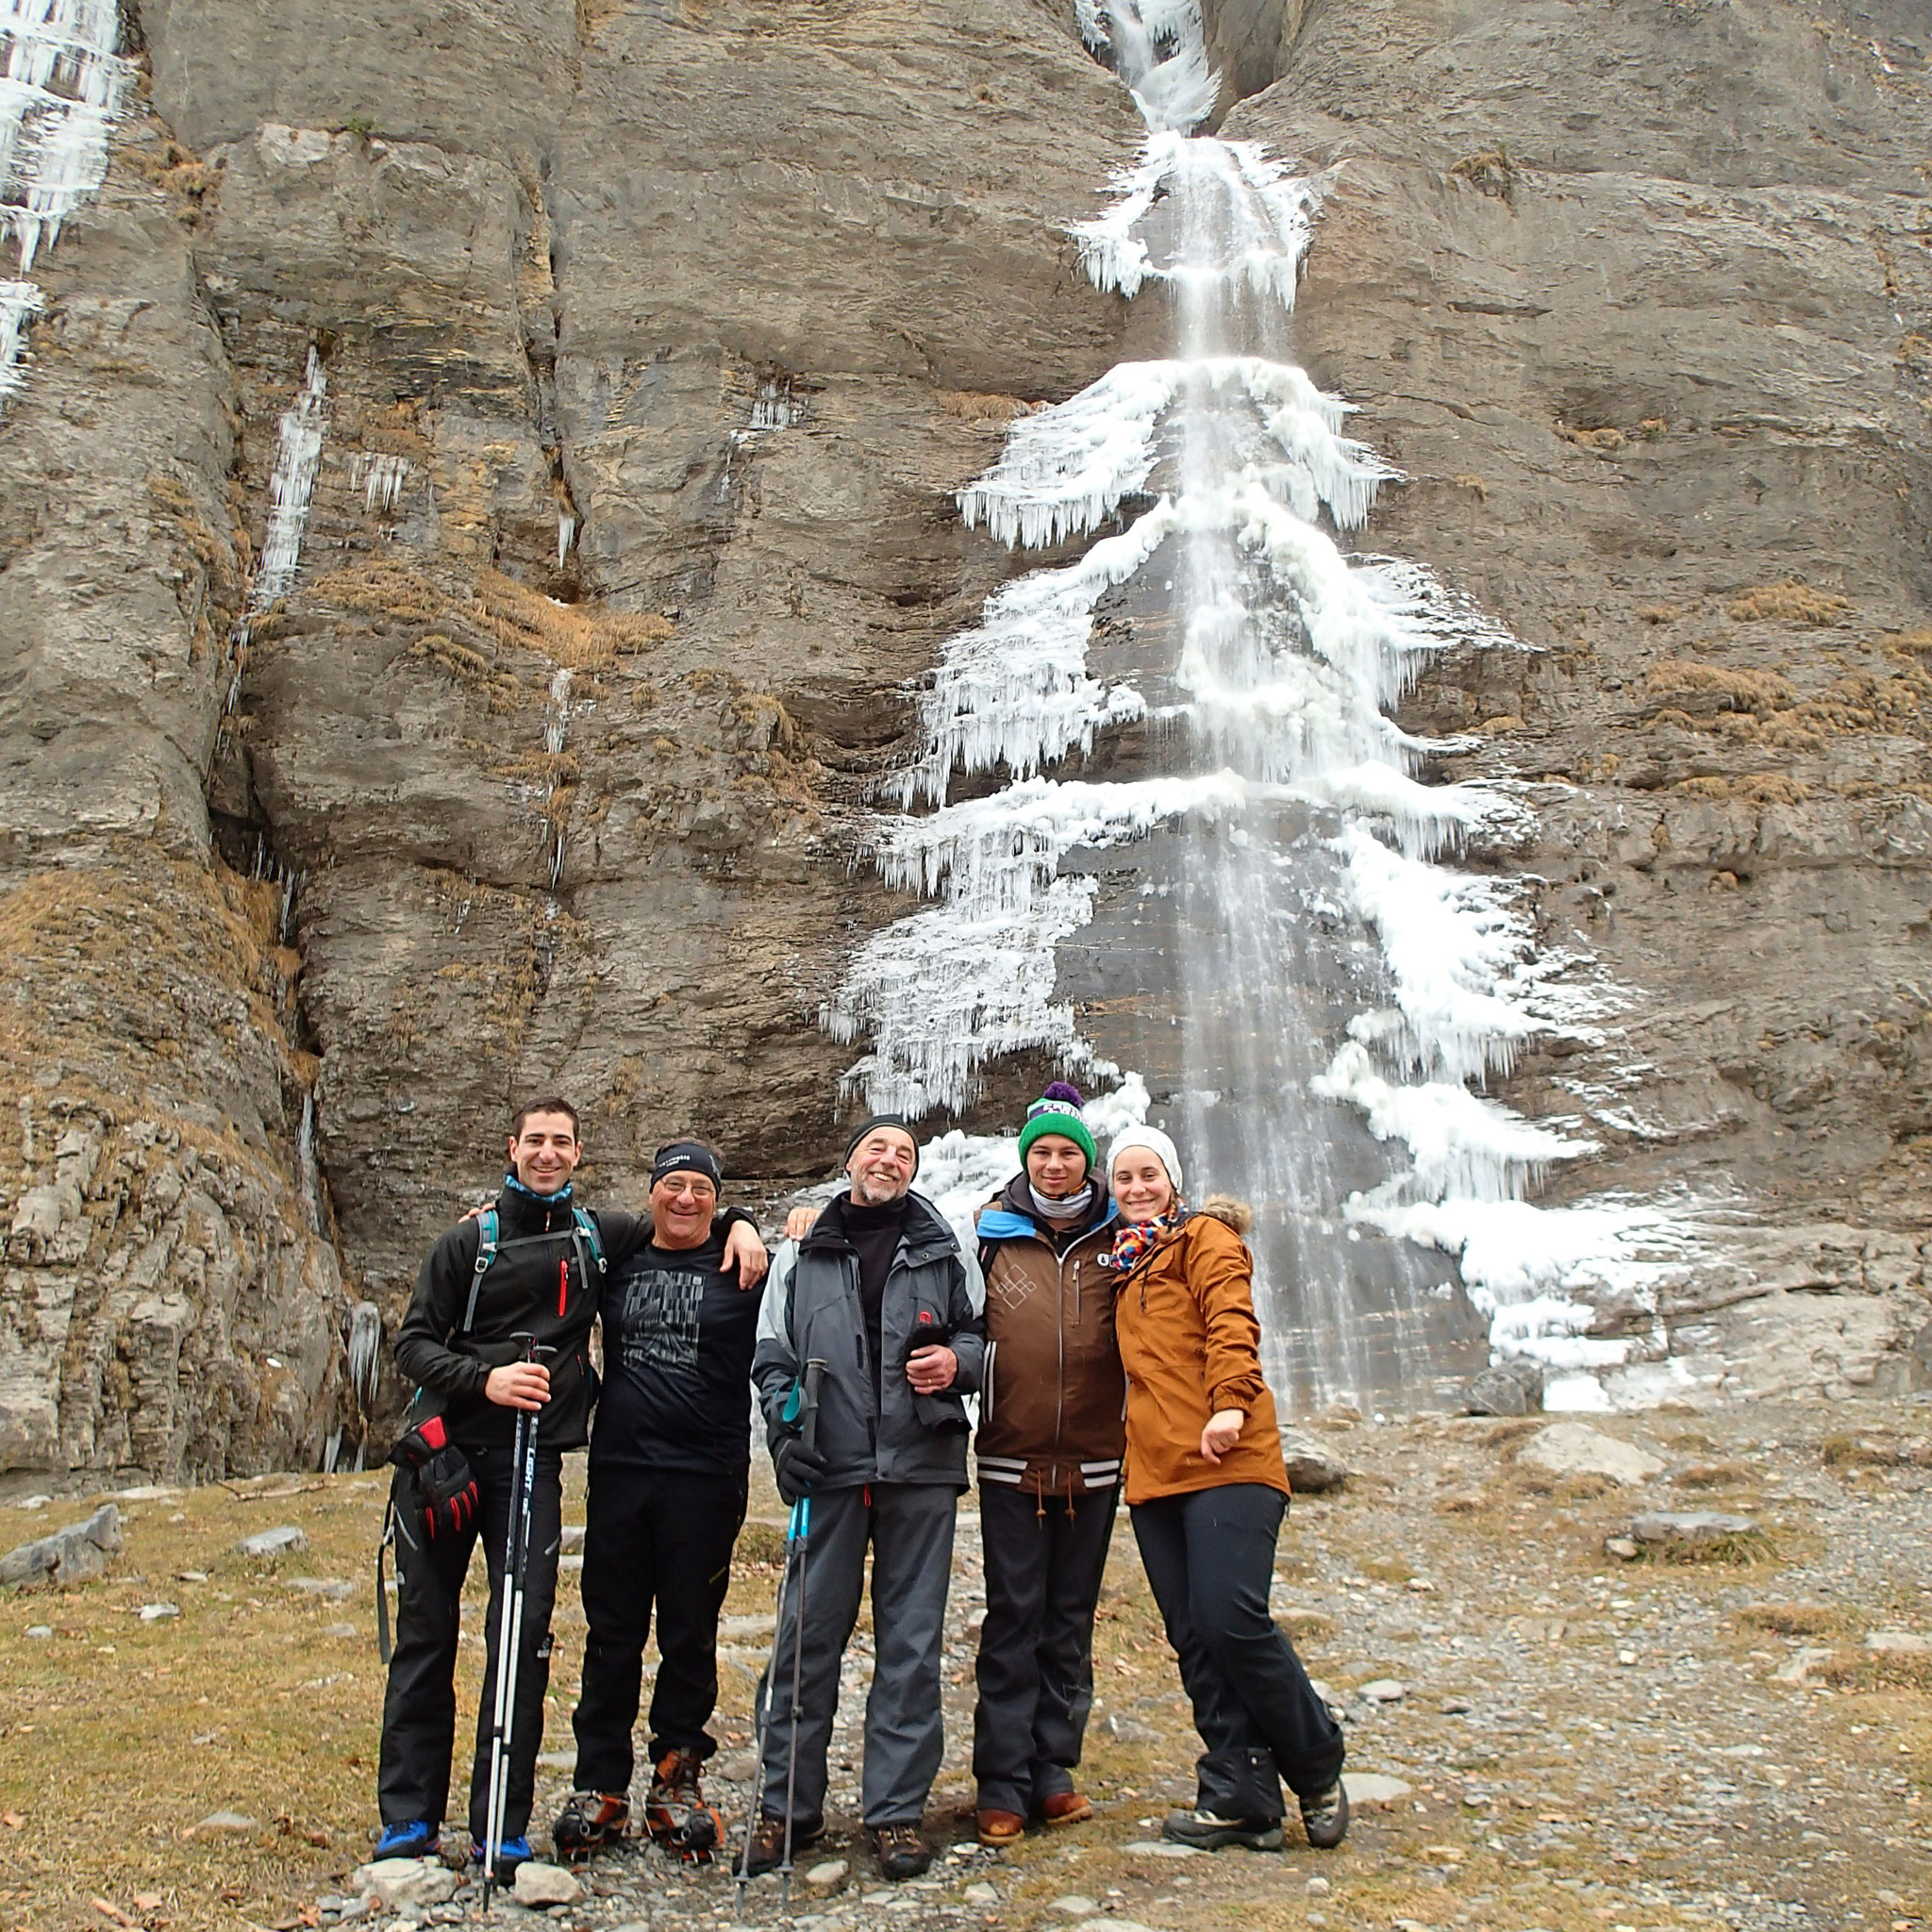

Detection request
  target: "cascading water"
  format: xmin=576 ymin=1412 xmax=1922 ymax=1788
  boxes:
xmin=828 ymin=0 xmax=1706 ymax=1413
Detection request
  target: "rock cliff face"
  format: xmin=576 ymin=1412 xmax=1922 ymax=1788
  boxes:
xmin=0 ymin=0 xmax=1926 ymax=1477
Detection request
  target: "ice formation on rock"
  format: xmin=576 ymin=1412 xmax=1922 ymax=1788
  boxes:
xmin=0 ymin=0 xmax=132 ymax=409
xmin=0 ymin=275 xmax=38 ymax=395
xmin=356 ymin=452 xmax=408 ymax=515
xmin=823 ymin=0 xmax=1699 ymax=1406
xmin=252 ymin=348 xmax=328 ymax=607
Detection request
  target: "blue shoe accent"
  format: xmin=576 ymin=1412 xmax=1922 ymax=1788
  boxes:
xmin=375 ymin=1820 xmax=441 ymax=1857
xmin=475 ymin=1835 xmax=533 ymax=1873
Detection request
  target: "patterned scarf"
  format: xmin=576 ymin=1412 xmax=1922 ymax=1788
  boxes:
xmin=1097 ymin=1208 xmax=1184 ymax=1274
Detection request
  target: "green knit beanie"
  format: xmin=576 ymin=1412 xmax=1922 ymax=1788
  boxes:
xmin=1016 ymin=1083 xmax=1098 ymax=1177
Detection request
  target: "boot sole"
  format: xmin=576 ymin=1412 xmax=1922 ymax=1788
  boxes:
xmin=1162 ymin=1824 xmax=1285 ymax=1852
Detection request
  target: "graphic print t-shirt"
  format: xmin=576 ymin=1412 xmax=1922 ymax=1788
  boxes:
xmin=590 ymin=1231 xmax=762 ymax=1474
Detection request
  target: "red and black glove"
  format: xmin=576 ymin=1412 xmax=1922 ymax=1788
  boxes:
xmin=391 ymin=1414 xmax=479 ymax=1540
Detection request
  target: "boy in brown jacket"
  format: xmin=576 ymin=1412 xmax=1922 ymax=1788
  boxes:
xmin=970 ymin=1084 xmax=1124 ymax=1846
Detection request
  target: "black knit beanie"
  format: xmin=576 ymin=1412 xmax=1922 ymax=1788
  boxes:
xmin=843 ymin=1113 xmax=919 ymax=1177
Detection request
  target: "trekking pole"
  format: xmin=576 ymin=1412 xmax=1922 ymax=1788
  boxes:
xmin=734 ymin=1357 xmax=824 ymax=1912
xmin=776 ymin=1358 xmax=825 ymax=1907
xmin=482 ymin=1335 xmax=550 ymax=1907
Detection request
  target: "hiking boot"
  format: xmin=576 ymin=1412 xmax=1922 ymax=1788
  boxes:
xmin=646 ymin=1749 xmax=722 ymax=1859
xmin=552 ymin=1790 xmax=630 ymax=1860
xmin=473 ymin=1833 xmax=533 ymax=1874
xmin=872 ymin=1823 xmax=933 ymax=1880
xmin=1299 ymin=1777 xmax=1350 ymax=1849
xmin=975 ymin=1807 xmax=1024 ymax=1847
xmin=375 ymin=1819 xmax=440 ymax=1858
xmin=734 ymin=1810 xmax=824 ymax=1879
xmin=1160 ymin=1809 xmax=1284 ymax=1852
xmin=1036 ymin=1791 xmax=1092 ymax=1829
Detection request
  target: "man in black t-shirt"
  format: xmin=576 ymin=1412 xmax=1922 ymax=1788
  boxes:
xmin=554 ymin=1140 xmax=762 ymax=1863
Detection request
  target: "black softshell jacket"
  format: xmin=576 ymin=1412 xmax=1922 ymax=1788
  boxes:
xmin=393 ymin=1190 xmax=643 ymax=1451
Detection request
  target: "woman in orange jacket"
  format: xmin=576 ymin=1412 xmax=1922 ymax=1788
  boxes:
xmin=1103 ymin=1124 xmax=1349 ymax=1854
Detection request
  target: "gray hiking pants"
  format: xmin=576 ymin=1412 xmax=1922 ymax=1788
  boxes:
xmin=758 ymin=1481 xmax=958 ymax=1829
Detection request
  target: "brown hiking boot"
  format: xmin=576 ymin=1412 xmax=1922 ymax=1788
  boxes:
xmin=645 ymin=1749 xmax=722 ymax=1860
xmin=1037 ymin=1790 xmax=1092 ymax=1828
xmin=552 ymin=1790 xmax=629 ymax=1860
xmin=872 ymin=1822 xmax=933 ymax=1880
xmin=733 ymin=1810 xmax=824 ymax=1878
xmin=975 ymin=1807 xmax=1024 ymax=1847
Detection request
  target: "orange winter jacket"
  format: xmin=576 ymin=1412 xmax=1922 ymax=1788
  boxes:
xmin=1111 ymin=1199 xmax=1290 ymax=1507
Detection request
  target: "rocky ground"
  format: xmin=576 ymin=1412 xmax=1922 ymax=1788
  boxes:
xmin=5 ymin=1397 xmax=1932 ymax=1931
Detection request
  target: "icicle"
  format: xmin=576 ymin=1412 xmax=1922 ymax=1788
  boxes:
xmin=0 ymin=0 xmax=132 ymax=274
xmin=0 ymin=275 xmax=39 ymax=399
xmin=253 ymin=347 xmax=327 ymax=606
xmin=544 ymin=666 xmax=573 ymax=757
xmin=357 ymin=451 xmax=408 ymax=514
xmin=749 ymin=375 xmax=799 ymax=430
xmin=347 ymin=1301 xmax=383 ymax=1409
xmin=296 ymin=1091 xmax=323 ymax=1234
xmin=556 ymin=510 xmax=575 ymax=568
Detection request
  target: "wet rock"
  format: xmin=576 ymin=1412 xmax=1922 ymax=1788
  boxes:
xmin=1464 ymin=1361 xmax=1544 ymax=1417
xmin=348 ymin=1858 xmax=458 ymax=1909
xmin=236 ymin=1525 xmax=307 ymax=1558
xmin=0 ymin=1503 xmax=122 ymax=1586
xmin=1279 ymin=1430 xmax=1349 ymax=1493
xmin=510 ymin=1861 xmax=582 ymax=1907
xmin=1519 ymin=1424 xmax=1665 ymax=1487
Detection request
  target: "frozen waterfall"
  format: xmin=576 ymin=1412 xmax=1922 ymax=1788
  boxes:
xmin=826 ymin=2 xmax=1700 ymax=1410
xmin=0 ymin=0 xmax=132 ymax=402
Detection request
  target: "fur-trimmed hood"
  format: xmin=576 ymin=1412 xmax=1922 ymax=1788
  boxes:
xmin=1193 ymin=1193 xmax=1254 ymax=1237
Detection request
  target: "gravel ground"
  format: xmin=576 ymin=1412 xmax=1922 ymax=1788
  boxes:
xmin=8 ymin=1397 xmax=1931 ymax=1932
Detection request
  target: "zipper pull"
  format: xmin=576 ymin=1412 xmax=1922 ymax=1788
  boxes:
xmin=558 ymin=1256 xmax=568 ymax=1320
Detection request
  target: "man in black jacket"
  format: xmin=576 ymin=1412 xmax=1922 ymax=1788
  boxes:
xmin=375 ymin=1099 xmax=766 ymax=1872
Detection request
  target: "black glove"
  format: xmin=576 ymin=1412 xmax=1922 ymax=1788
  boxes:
xmin=772 ymin=1432 xmax=826 ymax=1505
xmin=391 ymin=1413 xmax=480 ymax=1541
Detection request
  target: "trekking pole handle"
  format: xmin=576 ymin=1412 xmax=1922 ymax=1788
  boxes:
xmin=800 ymin=1357 xmax=826 ymax=1457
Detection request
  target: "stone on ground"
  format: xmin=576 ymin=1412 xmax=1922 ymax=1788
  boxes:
xmin=1358 ymin=1678 xmax=1407 ymax=1703
xmin=286 ymin=1575 xmax=353 ymax=1599
xmin=235 ymin=1525 xmax=306 ymax=1557
xmin=1464 ymin=1360 xmax=1543 ymax=1416
xmin=1772 ymin=1646 xmax=1837 ymax=1686
xmin=1279 ymin=1429 xmax=1349 ymax=1492
xmin=511 ymin=1860 xmax=582 ymax=1907
xmin=0 ymin=1502 xmax=122 ymax=1586
xmin=802 ymin=1857 xmax=849 ymax=1896
xmin=1342 ymin=1772 xmax=1414 ymax=1807
xmin=194 ymin=1811 xmax=258 ymax=1835
xmin=1630 ymin=1509 xmax=1758 ymax=1547
xmin=1052 ymin=1896 xmax=1098 ymax=1916
xmin=1519 ymin=1423 xmax=1665 ymax=1486
xmin=1865 ymin=1630 xmax=1932 ymax=1654
xmin=348 ymin=1857 xmax=458 ymax=1908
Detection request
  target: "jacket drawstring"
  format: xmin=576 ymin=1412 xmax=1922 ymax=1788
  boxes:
xmin=1065 ymin=1473 xmax=1076 ymax=1522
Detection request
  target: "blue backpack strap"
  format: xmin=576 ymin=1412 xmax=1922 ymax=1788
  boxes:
xmin=570 ymin=1205 xmax=606 ymax=1274
xmin=461 ymin=1205 xmax=498 ymax=1336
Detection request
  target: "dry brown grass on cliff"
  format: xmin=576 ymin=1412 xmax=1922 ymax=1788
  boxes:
xmin=1727 ymin=580 xmax=1851 ymax=624
xmin=1555 ymin=421 xmax=1624 ymax=452
xmin=1672 ymin=774 xmax=1811 ymax=805
xmin=315 ymin=561 xmax=672 ymax=679
xmin=937 ymin=389 xmax=1038 ymax=424
xmin=1643 ymin=659 xmax=1796 ymax=713
xmin=1450 ymin=146 xmax=1518 ymax=201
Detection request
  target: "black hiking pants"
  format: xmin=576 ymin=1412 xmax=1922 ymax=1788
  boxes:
xmin=377 ymin=1441 xmax=563 ymax=1843
xmin=972 ymin=1483 xmax=1118 ymax=1818
xmin=1131 ymin=1482 xmax=1343 ymax=1823
xmin=571 ymin=1462 xmax=749 ymax=1795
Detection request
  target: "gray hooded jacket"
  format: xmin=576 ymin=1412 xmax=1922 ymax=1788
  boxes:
xmin=753 ymin=1189 xmax=986 ymax=1491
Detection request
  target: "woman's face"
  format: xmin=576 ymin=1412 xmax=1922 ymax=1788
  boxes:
xmin=1111 ymin=1152 xmax=1174 ymax=1223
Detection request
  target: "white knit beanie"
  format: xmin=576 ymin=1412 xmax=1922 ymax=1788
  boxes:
xmin=1107 ymin=1124 xmax=1184 ymax=1193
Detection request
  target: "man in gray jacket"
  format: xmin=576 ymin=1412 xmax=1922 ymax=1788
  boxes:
xmin=740 ymin=1115 xmax=985 ymax=1882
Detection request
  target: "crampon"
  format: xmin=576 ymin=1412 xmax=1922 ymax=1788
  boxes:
xmin=646 ymin=1748 xmax=723 ymax=1862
